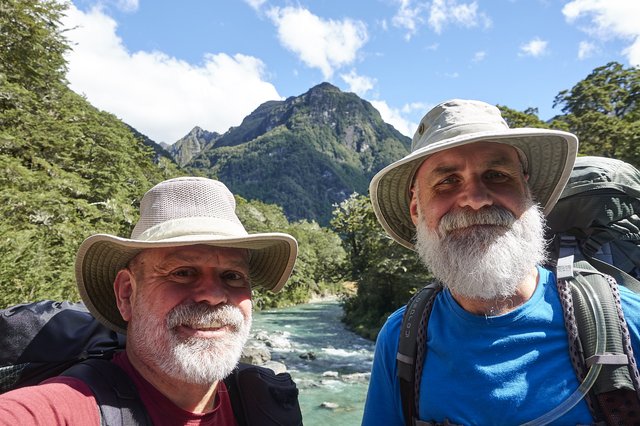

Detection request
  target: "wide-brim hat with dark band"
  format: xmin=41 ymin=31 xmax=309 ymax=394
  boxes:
xmin=75 ymin=177 xmax=298 ymax=334
xmin=369 ymin=99 xmax=579 ymax=251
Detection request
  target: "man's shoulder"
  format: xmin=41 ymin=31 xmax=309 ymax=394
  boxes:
xmin=619 ymin=283 xmax=640 ymax=317
xmin=382 ymin=304 xmax=408 ymax=332
xmin=0 ymin=377 xmax=100 ymax=426
xmin=380 ymin=285 xmax=451 ymax=336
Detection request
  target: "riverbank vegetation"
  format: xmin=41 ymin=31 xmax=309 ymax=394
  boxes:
xmin=2 ymin=1 xmax=639 ymax=340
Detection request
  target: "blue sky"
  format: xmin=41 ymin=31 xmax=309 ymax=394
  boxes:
xmin=62 ymin=0 xmax=640 ymax=144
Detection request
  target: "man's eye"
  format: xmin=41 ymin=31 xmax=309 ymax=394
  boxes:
xmin=224 ymin=271 xmax=250 ymax=288
xmin=435 ymin=176 xmax=459 ymax=187
xmin=485 ymin=171 xmax=509 ymax=182
xmin=172 ymin=268 xmax=197 ymax=279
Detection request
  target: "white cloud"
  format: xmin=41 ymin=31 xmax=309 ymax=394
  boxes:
xmin=340 ymin=70 xmax=376 ymax=97
xmin=425 ymin=42 xmax=440 ymax=51
xmin=61 ymin=5 xmax=280 ymax=144
xmin=519 ymin=37 xmax=549 ymax=57
xmin=392 ymin=0 xmax=426 ymax=40
xmin=370 ymin=100 xmax=419 ymax=137
xmin=267 ymin=6 xmax=368 ymax=79
xmin=578 ymin=41 xmax=597 ymax=59
xmin=563 ymin=0 xmax=640 ymax=66
xmin=244 ymin=0 xmax=267 ymax=11
xmin=428 ymin=0 xmax=491 ymax=34
xmin=473 ymin=50 xmax=486 ymax=62
xmin=88 ymin=0 xmax=139 ymax=13
xmin=114 ymin=0 xmax=138 ymax=12
xmin=401 ymin=102 xmax=430 ymax=115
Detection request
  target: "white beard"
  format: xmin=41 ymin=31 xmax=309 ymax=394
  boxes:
xmin=129 ymin=301 xmax=252 ymax=385
xmin=415 ymin=203 xmax=547 ymax=301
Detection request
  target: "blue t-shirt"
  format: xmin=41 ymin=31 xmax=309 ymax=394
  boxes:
xmin=361 ymin=266 xmax=640 ymax=426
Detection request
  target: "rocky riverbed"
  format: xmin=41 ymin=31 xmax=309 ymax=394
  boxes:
xmin=246 ymin=301 xmax=374 ymax=425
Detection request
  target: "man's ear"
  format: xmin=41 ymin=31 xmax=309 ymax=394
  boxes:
xmin=409 ymin=186 xmax=420 ymax=226
xmin=114 ymin=269 xmax=134 ymax=322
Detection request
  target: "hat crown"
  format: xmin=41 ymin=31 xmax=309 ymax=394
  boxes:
xmin=131 ymin=177 xmax=246 ymax=241
xmin=412 ymin=99 xmax=509 ymax=152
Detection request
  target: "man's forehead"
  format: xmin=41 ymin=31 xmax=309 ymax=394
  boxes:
xmin=420 ymin=142 xmax=523 ymax=173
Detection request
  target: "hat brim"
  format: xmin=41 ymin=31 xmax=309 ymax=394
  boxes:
xmin=369 ymin=128 xmax=578 ymax=250
xmin=75 ymin=233 xmax=297 ymax=334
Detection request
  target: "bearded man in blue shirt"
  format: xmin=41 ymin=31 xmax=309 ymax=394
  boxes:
xmin=362 ymin=99 xmax=640 ymax=426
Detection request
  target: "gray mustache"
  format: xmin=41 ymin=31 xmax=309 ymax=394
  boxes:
xmin=167 ymin=303 xmax=245 ymax=331
xmin=439 ymin=206 xmax=516 ymax=233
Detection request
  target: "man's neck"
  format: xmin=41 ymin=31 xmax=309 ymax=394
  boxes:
xmin=450 ymin=266 xmax=540 ymax=316
xmin=125 ymin=349 xmax=220 ymax=413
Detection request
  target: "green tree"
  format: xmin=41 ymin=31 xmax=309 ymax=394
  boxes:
xmin=553 ymin=62 xmax=640 ymax=167
xmin=498 ymin=106 xmax=549 ymax=129
xmin=236 ymin=196 xmax=346 ymax=309
xmin=0 ymin=0 xmax=68 ymax=95
xmin=0 ymin=0 xmax=180 ymax=307
xmin=331 ymin=194 xmax=431 ymax=339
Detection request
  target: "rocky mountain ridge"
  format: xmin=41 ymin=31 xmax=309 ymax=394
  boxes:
xmin=167 ymin=82 xmax=411 ymax=224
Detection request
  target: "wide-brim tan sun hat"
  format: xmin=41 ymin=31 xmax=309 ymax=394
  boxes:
xmin=75 ymin=177 xmax=298 ymax=334
xmin=369 ymin=99 xmax=579 ymax=251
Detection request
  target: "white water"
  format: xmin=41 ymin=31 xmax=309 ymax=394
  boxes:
xmin=251 ymin=301 xmax=375 ymax=425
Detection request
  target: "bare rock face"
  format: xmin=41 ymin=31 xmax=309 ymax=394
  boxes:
xmin=240 ymin=340 xmax=271 ymax=365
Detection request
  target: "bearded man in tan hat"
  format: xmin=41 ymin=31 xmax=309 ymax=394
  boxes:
xmin=0 ymin=177 xmax=299 ymax=425
xmin=361 ymin=99 xmax=640 ymax=425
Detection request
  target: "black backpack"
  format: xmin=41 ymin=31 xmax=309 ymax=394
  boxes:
xmin=397 ymin=156 xmax=640 ymax=426
xmin=0 ymin=300 xmax=303 ymax=426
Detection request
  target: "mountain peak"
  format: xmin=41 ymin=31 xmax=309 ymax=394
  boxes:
xmin=307 ymin=82 xmax=341 ymax=94
xmin=180 ymin=83 xmax=411 ymax=224
xmin=169 ymin=126 xmax=220 ymax=166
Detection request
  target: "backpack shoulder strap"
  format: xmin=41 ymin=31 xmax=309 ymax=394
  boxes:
xmin=61 ymin=358 xmax=152 ymax=426
xmin=224 ymin=362 xmax=302 ymax=426
xmin=557 ymin=258 xmax=640 ymax=424
xmin=397 ymin=282 xmax=442 ymax=426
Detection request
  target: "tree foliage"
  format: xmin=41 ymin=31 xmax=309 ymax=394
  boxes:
xmin=0 ymin=0 xmax=68 ymax=95
xmin=0 ymin=0 xmax=180 ymax=307
xmin=235 ymin=196 xmax=347 ymax=309
xmin=553 ymin=62 xmax=640 ymax=167
xmin=498 ymin=105 xmax=549 ymax=129
xmin=330 ymin=194 xmax=431 ymax=339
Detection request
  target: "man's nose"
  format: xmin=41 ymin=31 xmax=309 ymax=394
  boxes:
xmin=458 ymin=178 xmax=493 ymax=210
xmin=192 ymin=273 xmax=229 ymax=305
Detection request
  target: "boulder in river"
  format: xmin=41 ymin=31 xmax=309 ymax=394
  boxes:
xmin=299 ymin=351 xmax=317 ymax=360
xmin=253 ymin=330 xmax=293 ymax=350
xmin=241 ymin=341 xmax=271 ymax=364
xmin=320 ymin=402 xmax=340 ymax=410
xmin=341 ymin=372 xmax=371 ymax=383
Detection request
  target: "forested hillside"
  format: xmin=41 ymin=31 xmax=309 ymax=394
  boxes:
xmin=183 ymin=83 xmax=411 ymax=225
xmin=0 ymin=0 xmax=346 ymax=309
xmin=0 ymin=0 xmax=181 ymax=305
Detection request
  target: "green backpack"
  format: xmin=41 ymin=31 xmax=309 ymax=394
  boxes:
xmin=397 ymin=156 xmax=640 ymax=426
